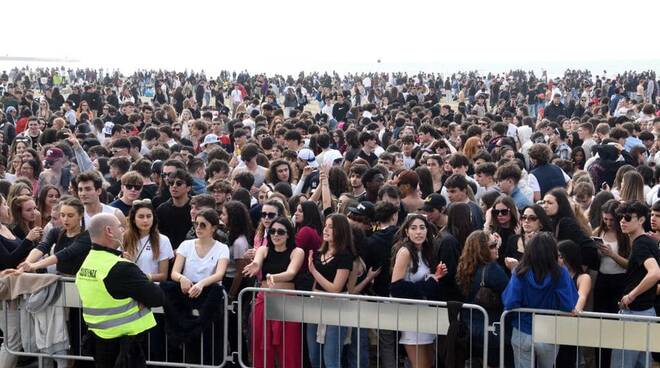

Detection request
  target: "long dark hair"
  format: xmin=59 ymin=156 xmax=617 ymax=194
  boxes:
xmin=320 ymin=214 xmax=355 ymax=256
xmin=297 ymin=200 xmax=323 ymax=235
xmin=557 ymin=240 xmax=585 ymax=276
xmin=37 ymin=184 xmax=60 ymax=224
xmin=594 ymin=199 xmax=630 ymax=258
xmin=443 ymin=203 xmax=473 ymax=248
xmin=521 ymin=204 xmax=553 ymax=234
xmin=489 ymin=195 xmax=519 ymax=233
xmin=266 ymin=217 xmax=296 ymax=250
xmin=268 ymin=159 xmax=292 ymax=185
xmin=223 ymin=200 xmax=254 ymax=246
xmin=546 ymin=188 xmax=575 ymax=225
xmin=415 ymin=166 xmax=434 ymax=199
xmin=125 ymin=200 xmax=161 ymax=260
xmin=392 ymin=214 xmax=437 ymax=274
xmin=515 ymin=232 xmax=561 ymax=283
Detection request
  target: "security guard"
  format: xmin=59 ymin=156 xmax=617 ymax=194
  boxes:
xmin=76 ymin=213 xmax=164 ymax=368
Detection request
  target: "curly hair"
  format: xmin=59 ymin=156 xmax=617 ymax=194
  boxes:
xmin=456 ymin=230 xmax=491 ymax=296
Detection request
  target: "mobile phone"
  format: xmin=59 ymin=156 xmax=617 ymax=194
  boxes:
xmin=592 ymin=237 xmax=604 ymax=244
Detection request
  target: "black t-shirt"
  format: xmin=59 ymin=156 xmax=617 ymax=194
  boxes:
xmin=312 ymin=250 xmax=353 ymax=292
xmin=624 ymin=235 xmax=660 ymax=311
xmin=156 ymin=198 xmax=192 ymax=250
xmin=358 ymin=150 xmax=378 ymax=167
xmin=301 ymin=170 xmax=320 ymax=194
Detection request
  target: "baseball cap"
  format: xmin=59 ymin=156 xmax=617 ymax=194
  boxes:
xmin=421 ymin=193 xmax=447 ymax=212
xmin=45 ymin=147 xmax=64 ymax=162
xmin=348 ymin=201 xmax=375 ymax=220
xmin=200 ymin=134 xmax=220 ymax=147
xmin=297 ymin=148 xmax=319 ymax=168
xmin=324 ymin=150 xmax=343 ymax=166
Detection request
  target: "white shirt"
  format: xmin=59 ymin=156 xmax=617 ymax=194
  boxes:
xmin=177 ymin=239 xmax=230 ymax=284
xmin=135 ymin=234 xmax=175 ymax=276
xmin=84 ymin=204 xmax=118 ymax=226
xmin=231 ymin=89 xmax=243 ymax=103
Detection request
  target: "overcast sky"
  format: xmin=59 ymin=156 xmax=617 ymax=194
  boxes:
xmin=3 ymin=0 xmax=659 ymax=76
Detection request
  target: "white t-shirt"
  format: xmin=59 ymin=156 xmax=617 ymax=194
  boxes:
xmin=177 ymin=239 xmax=230 ymax=283
xmin=135 ymin=234 xmax=175 ymax=276
xmin=225 ymin=235 xmax=250 ymax=279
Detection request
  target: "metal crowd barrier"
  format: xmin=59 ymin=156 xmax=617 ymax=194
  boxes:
xmin=237 ymin=287 xmax=491 ymax=368
xmin=499 ymin=308 xmax=660 ymax=368
xmin=1 ymin=277 xmax=230 ymax=368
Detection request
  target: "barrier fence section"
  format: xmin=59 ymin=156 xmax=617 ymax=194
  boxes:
xmin=237 ymin=287 xmax=490 ymax=368
xmin=499 ymin=308 xmax=660 ymax=368
xmin=1 ymin=277 xmax=230 ymax=368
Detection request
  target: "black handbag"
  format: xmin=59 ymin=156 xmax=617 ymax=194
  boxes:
xmin=474 ymin=264 xmax=502 ymax=310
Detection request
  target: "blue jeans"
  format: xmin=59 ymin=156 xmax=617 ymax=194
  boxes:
xmin=610 ymin=307 xmax=656 ymax=368
xmin=511 ymin=327 xmax=558 ymax=368
xmin=346 ymin=328 xmax=369 ymax=368
xmin=307 ymin=324 xmax=347 ymax=368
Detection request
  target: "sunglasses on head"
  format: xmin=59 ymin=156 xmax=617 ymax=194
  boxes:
xmin=521 ymin=214 xmax=538 ymax=222
xmin=193 ymin=221 xmax=209 ymax=229
xmin=124 ymin=184 xmax=142 ymax=191
xmin=492 ymin=208 xmax=510 ymax=216
xmin=268 ymin=228 xmax=287 ymax=236
xmin=261 ymin=212 xmax=277 ymax=219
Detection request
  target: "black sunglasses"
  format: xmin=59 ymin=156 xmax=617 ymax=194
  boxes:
xmin=618 ymin=214 xmax=636 ymax=222
xmin=521 ymin=214 xmax=538 ymax=222
xmin=492 ymin=208 xmax=510 ymax=216
xmin=124 ymin=184 xmax=142 ymax=191
xmin=261 ymin=212 xmax=277 ymax=219
xmin=268 ymin=228 xmax=287 ymax=236
xmin=168 ymin=180 xmax=185 ymax=187
xmin=193 ymin=221 xmax=208 ymax=229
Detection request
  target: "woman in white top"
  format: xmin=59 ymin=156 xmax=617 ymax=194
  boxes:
xmin=592 ymin=199 xmax=629 ymax=367
xmin=123 ymin=199 xmax=174 ymax=282
xmin=390 ymin=214 xmax=445 ymax=368
xmin=172 ymin=209 xmax=229 ymax=296
xmin=161 ymin=209 xmax=229 ymax=353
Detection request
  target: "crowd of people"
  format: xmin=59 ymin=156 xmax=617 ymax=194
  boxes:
xmin=0 ymin=65 xmax=659 ymax=367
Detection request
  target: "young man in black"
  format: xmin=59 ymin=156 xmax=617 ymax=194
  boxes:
xmin=156 ymin=169 xmax=193 ymax=250
xmin=613 ymin=201 xmax=660 ymax=367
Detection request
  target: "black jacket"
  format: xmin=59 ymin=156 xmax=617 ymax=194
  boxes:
xmin=93 ymin=244 xmax=164 ymax=308
xmin=366 ymin=226 xmax=398 ymax=297
xmin=544 ymin=102 xmax=567 ymax=122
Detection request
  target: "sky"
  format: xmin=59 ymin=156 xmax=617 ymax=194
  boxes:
xmin=3 ymin=0 xmax=660 ymax=77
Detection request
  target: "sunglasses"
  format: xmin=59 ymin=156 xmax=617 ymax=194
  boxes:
xmin=124 ymin=184 xmax=142 ymax=191
xmin=492 ymin=208 xmax=510 ymax=216
xmin=168 ymin=180 xmax=185 ymax=187
xmin=193 ymin=221 xmax=209 ymax=229
xmin=261 ymin=212 xmax=277 ymax=219
xmin=268 ymin=228 xmax=287 ymax=236
xmin=618 ymin=214 xmax=636 ymax=222
xmin=133 ymin=198 xmax=152 ymax=205
xmin=521 ymin=214 xmax=539 ymax=222
xmin=489 ymin=242 xmax=499 ymax=250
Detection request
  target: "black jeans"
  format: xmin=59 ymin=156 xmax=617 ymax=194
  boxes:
xmin=93 ymin=333 xmax=146 ymax=368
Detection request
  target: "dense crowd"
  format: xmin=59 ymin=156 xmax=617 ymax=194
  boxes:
xmin=0 ymin=66 xmax=659 ymax=368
